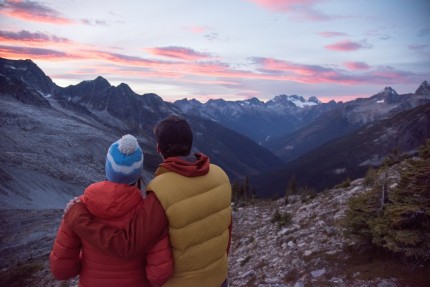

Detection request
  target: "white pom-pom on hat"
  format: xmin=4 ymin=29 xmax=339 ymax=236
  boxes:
xmin=118 ymin=134 xmax=139 ymax=155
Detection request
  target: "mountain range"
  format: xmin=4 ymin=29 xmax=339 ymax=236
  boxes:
xmin=1 ymin=57 xmax=429 ymax=206
xmin=251 ymin=102 xmax=430 ymax=196
xmin=0 ymin=57 xmax=281 ymax=208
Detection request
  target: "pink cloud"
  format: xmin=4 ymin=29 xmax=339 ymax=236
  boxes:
xmin=86 ymin=51 xmax=162 ymax=67
xmin=368 ymin=66 xmax=415 ymax=83
xmin=0 ymin=30 xmax=70 ymax=43
xmin=251 ymin=57 xmax=418 ymax=86
xmin=325 ymin=40 xmax=367 ymax=51
xmin=145 ymin=46 xmax=212 ymax=61
xmin=252 ymin=57 xmax=333 ymax=76
xmin=0 ymin=0 xmax=74 ymax=24
xmin=0 ymin=39 xmax=419 ymax=92
xmin=318 ymin=31 xmax=348 ymax=38
xmin=0 ymin=44 xmax=74 ymax=60
xmin=247 ymin=0 xmax=317 ymax=12
xmin=246 ymin=0 xmax=333 ymax=21
xmin=186 ymin=26 xmax=207 ymax=34
xmin=343 ymin=61 xmax=371 ymax=71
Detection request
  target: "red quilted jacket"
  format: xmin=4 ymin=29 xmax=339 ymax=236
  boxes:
xmin=50 ymin=181 xmax=173 ymax=287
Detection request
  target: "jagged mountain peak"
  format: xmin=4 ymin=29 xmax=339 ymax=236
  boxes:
xmin=116 ymin=82 xmax=134 ymax=95
xmin=92 ymin=76 xmax=111 ymax=88
xmin=415 ymin=80 xmax=430 ymax=95
xmin=174 ymin=98 xmax=202 ymax=105
xmin=308 ymin=96 xmax=322 ymax=104
xmin=379 ymin=86 xmax=398 ymax=96
xmin=0 ymin=57 xmax=57 ymax=96
xmin=244 ymin=97 xmax=264 ymax=106
xmin=94 ymin=75 xmax=108 ymax=81
xmin=274 ymin=94 xmax=304 ymax=102
xmin=189 ymin=98 xmax=202 ymax=104
xmin=75 ymin=76 xmax=111 ymax=91
xmin=207 ymin=98 xmax=228 ymax=107
xmin=370 ymin=86 xmax=401 ymax=104
xmin=1 ymin=57 xmax=36 ymax=71
xmin=267 ymin=94 xmax=319 ymax=108
xmin=207 ymin=98 xmax=226 ymax=104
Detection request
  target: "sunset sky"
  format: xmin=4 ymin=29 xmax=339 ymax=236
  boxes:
xmin=1 ymin=0 xmax=429 ymax=103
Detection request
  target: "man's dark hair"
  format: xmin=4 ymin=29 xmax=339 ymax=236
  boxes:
xmin=153 ymin=115 xmax=193 ymax=158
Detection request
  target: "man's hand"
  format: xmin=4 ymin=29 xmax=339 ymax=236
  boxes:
xmin=63 ymin=201 xmax=90 ymax=228
xmin=64 ymin=197 xmax=81 ymax=216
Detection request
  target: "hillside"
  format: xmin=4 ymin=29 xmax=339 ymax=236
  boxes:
xmin=251 ymin=103 xmax=430 ymax=197
xmin=0 ymin=57 xmax=282 ymax=209
xmin=1 ymin=159 xmax=429 ymax=286
xmin=266 ymin=85 xmax=430 ymax=162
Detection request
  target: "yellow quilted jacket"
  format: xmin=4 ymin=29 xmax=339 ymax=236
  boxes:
xmin=147 ymin=163 xmax=231 ymax=287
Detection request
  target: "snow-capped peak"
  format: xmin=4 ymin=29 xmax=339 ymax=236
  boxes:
xmin=380 ymin=87 xmax=398 ymax=96
xmin=267 ymin=94 xmax=319 ymax=108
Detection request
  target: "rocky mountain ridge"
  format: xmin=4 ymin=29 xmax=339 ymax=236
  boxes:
xmin=0 ymin=57 xmax=282 ymax=210
xmin=174 ymin=94 xmax=329 ymax=144
xmin=252 ymin=102 xmax=430 ymax=196
xmin=1 ymin=57 xmax=429 ymax=203
xmin=265 ymin=82 xmax=430 ymax=162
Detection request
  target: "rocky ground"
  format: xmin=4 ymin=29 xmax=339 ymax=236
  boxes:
xmin=227 ymin=178 xmax=430 ymax=287
xmin=1 ymin=175 xmax=429 ymax=286
xmin=0 ymin=209 xmax=78 ymax=287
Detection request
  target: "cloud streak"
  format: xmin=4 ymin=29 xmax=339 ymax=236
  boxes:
xmin=0 ymin=44 xmax=70 ymax=59
xmin=251 ymin=57 xmax=418 ymax=85
xmin=0 ymin=0 xmax=74 ymax=24
xmin=246 ymin=0 xmax=334 ymax=21
xmin=343 ymin=61 xmax=371 ymax=71
xmin=318 ymin=31 xmax=348 ymax=38
xmin=325 ymin=40 xmax=369 ymax=51
xmin=0 ymin=30 xmax=70 ymax=43
xmin=145 ymin=46 xmax=212 ymax=61
xmin=0 ymin=40 xmax=420 ymax=96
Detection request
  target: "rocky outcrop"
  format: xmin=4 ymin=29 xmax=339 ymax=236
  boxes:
xmin=228 ymin=174 xmax=427 ymax=286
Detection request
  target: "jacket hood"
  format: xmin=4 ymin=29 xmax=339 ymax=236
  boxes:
xmin=82 ymin=181 xmax=142 ymax=219
xmin=158 ymin=152 xmax=210 ymax=177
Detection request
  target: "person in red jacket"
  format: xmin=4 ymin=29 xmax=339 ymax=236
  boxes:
xmin=64 ymin=116 xmax=232 ymax=287
xmin=50 ymin=134 xmax=173 ymax=287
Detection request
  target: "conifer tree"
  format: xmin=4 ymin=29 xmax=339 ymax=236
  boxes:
xmin=344 ymin=139 xmax=430 ymax=263
xmin=371 ymin=139 xmax=430 ymax=262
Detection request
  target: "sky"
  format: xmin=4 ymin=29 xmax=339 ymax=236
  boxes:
xmin=0 ymin=0 xmax=429 ymax=103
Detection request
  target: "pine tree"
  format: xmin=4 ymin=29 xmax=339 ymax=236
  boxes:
xmin=370 ymin=140 xmax=430 ymax=262
xmin=344 ymin=139 xmax=430 ymax=263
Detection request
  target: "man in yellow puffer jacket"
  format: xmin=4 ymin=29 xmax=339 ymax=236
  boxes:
xmin=65 ymin=115 xmax=232 ymax=287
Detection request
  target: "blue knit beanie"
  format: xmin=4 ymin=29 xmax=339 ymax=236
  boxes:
xmin=105 ymin=134 xmax=143 ymax=184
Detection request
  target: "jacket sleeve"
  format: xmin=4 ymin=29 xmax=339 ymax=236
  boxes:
xmin=49 ymin=219 xmax=82 ymax=280
xmin=145 ymin=193 xmax=173 ymax=286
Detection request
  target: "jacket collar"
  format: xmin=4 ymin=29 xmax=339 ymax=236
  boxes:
xmin=155 ymin=152 xmax=210 ymax=177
